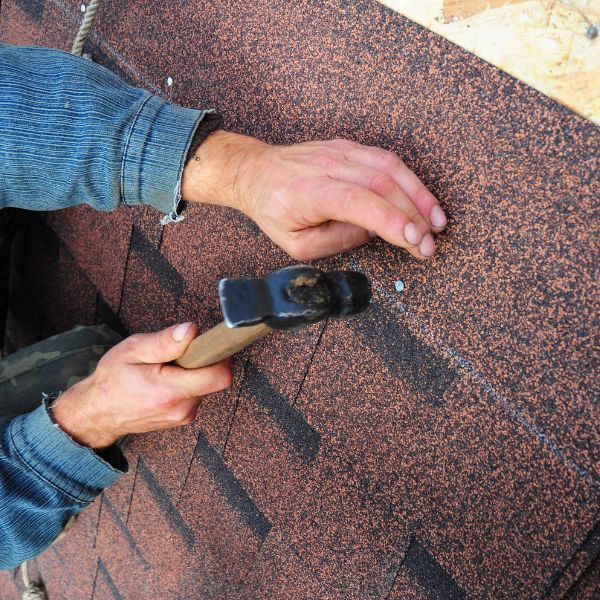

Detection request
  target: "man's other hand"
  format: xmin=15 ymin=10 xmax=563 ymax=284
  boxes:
xmin=182 ymin=132 xmax=447 ymax=260
xmin=51 ymin=323 xmax=232 ymax=449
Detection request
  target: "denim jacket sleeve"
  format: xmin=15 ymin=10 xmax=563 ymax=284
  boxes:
xmin=0 ymin=42 xmax=211 ymax=222
xmin=0 ymin=43 xmax=212 ymax=569
xmin=0 ymin=400 xmax=127 ymax=569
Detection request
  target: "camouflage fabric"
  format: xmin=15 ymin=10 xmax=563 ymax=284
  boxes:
xmin=0 ymin=324 xmax=122 ymax=419
xmin=0 ymin=208 xmax=27 ymax=345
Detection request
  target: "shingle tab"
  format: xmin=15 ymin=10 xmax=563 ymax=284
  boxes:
xmin=402 ymin=537 xmax=465 ymax=600
xmin=244 ymin=362 xmax=321 ymax=462
xmin=1 ymin=0 xmax=598 ymax=598
xmin=194 ymin=430 xmax=272 ymax=540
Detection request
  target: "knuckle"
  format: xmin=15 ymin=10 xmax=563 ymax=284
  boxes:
xmin=157 ymin=390 xmax=179 ymax=409
xmin=171 ymin=407 xmax=197 ymax=425
xmin=336 ymin=226 xmax=353 ymax=252
xmin=121 ymin=335 xmax=140 ymax=353
xmin=156 ymin=332 xmax=175 ymax=356
xmin=287 ymin=239 xmax=312 ymax=261
xmin=380 ymin=203 xmax=402 ymax=227
xmin=378 ymin=149 xmax=400 ymax=171
xmin=95 ymin=351 xmax=111 ymax=370
xmin=414 ymin=183 xmax=433 ymax=204
xmin=342 ymin=185 xmax=363 ymax=207
xmin=311 ymin=151 xmax=337 ymax=171
xmin=217 ymin=368 xmax=234 ymax=390
xmin=329 ymin=138 xmax=358 ymax=150
xmin=167 ymin=412 xmax=185 ymax=425
xmin=412 ymin=211 xmax=429 ymax=231
xmin=369 ymin=173 xmax=395 ymax=197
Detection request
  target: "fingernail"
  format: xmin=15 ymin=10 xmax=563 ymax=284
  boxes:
xmin=172 ymin=322 xmax=193 ymax=342
xmin=419 ymin=233 xmax=436 ymax=257
xmin=430 ymin=205 xmax=447 ymax=229
xmin=404 ymin=222 xmax=423 ymax=246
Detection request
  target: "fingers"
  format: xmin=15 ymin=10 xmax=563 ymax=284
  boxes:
xmin=140 ymin=397 xmax=204 ymax=430
xmin=286 ymin=221 xmax=371 ymax=260
xmin=120 ymin=323 xmax=199 ymax=364
xmin=159 ymin=358 xmax=233 ymax=399
xmin=323 ymin=160 xmax=435 ymax=258
xmin=316 ymin=180 xmax=434 ymax=259
xmin=343 ymin=145 xmax=447 ymax=232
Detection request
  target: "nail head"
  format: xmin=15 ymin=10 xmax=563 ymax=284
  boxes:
xmin=80 ymin=4 xmax=86 ymax=12
xmin=166 ymin=76 xmax=173 ymax=87
xmin=394 ymin=280 xmax=405 ymax=292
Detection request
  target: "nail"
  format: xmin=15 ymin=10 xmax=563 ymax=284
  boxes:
xmin=404 ymin=222 xmax=423 ymax=246
xmin=172 ymin=322 xmax=193 ymax=342
xmin=430 ymin=205 xmax=447 ymax=229
xmin=419 ymin=234 xmax=436 ymax=257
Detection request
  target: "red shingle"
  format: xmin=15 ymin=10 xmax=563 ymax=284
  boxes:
xmin=124 ymin=459 xmax=196 ymax=597
xmin=2 ymin=0 xmax=598 ymax=597
xmin=36 ymin=496 xmax=102 ymax=599
xmin=47 ymin=206 xmax=133 ymax=314
xmin=95 ymin=493 xmax=156 ymax=599
xmin=176 ymin=435 xmax=267 ymax=596
xmin=241 ymin=440 xmax=411 ymax=598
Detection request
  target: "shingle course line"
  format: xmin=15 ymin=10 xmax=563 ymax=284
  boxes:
xmin=102 ymin=495 xmax=151 ymax=570
xmin=44 ymin=0 xmax=163 ymax=95
xmin=97 ymin=558 xmax=125 ymax=600
xmin=221 ymin=357 xmax=251 ymax=460
xmin=401 ymin=536 xmax=465 ymax=599
xmin=194 ymin=430 xmax=272 ymax=540
xmin=14 ymin=0 xmax=44 ymax=22
xmin=348 ymin=258 xmax=600 ymax=490
xmin=544 ymin=519 xmax=600 ymax=596
xmin=116 ymin=224 xmax=135 ymax=319
xmin=125 ymin=455 xmax=141 ymax=525
xmin=130 ymin=227 xmax=186 ymax=301
xmin=290 ymin=320 xmax=327 ymax=408
xmin=137 ymin=457 xmax=196 ymax=551
xmin=245 ymin=362 xmax=321 ymax=462
xmin=92 ymin=493 xmax=103 ymax=550
xmin=90 ymin=557 xmax=100 ymax=600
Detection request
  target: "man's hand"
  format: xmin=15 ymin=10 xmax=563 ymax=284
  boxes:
xmin=182 ymin=131 xmax=447 ymax=260
xmin=51 ymin=323 xmax=232 ymax=449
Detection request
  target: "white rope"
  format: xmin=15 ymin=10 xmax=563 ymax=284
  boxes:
xmin=20 ymin=561 xmax=46 ymax=600
xmin=71 ymin=0 xmax=101 ymax=57
xmin=18 ymin=517 xmax=75 ymax=599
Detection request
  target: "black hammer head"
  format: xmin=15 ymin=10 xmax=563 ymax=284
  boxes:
xmin=219 ymin=265 xmax=371 ymax=330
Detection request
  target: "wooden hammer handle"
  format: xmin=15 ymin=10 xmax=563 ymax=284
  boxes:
xmin=175 ymin=321 xmax=271 ymax=369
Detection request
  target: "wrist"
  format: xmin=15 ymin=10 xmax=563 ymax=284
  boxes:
xmin=181 ymin=130 xmax=268 ymax=213
xmin=50 ymin=380 xmax=118 ymax=450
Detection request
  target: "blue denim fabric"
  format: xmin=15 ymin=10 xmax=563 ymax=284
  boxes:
xmin=0 ymin=401 xmax=126 ymax=569
xmin=0 ymin=42 xmax=208 ymax=220
xmin=0 ymin=43 xmax=210 ymax=569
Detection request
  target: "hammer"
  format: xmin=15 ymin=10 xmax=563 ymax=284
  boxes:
xmin=175 ymin=265 xmax=371 ymax=369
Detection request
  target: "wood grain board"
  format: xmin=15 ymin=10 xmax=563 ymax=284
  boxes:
xmin=376 ymin=0 xmax=600 ymax=124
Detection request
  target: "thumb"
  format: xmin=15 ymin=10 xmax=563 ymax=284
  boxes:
xmin=124 ymin=322 xmax=199 ymax=364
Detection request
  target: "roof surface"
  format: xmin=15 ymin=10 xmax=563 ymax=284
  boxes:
xmin=0 ymin=0 xmax=598 ymax=598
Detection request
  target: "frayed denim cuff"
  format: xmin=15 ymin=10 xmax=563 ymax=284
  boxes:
xmin=120 ymin=94 xmax=218 ymax=223
xmin=6 ymin=400 xmax=127 ymax=503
